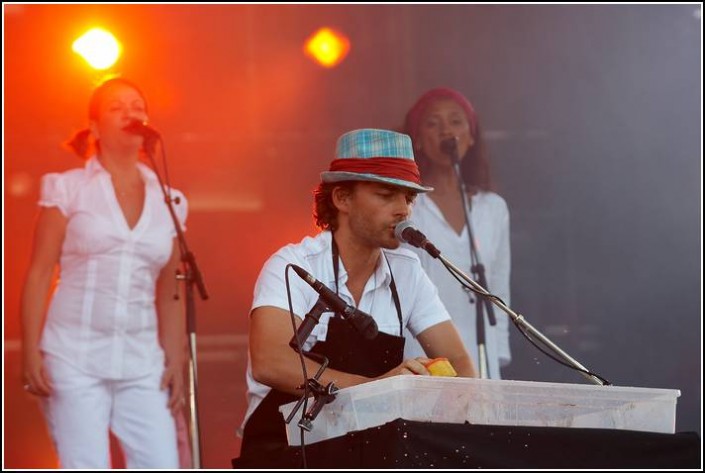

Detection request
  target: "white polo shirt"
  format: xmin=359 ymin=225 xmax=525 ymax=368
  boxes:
xmin=241 ymin=230 xmax=451 ymax=429
xmin=38 ymin=156 xmax=188 ymax=380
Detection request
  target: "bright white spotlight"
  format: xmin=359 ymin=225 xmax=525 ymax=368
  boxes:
xmin=72 ymin=28 xmax=122 ymax=70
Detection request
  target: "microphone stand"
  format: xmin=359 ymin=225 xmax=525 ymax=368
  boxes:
xmin=438 ymin=254 xmax=606 ymax=386
xmin=443 ymin=137 xmax=496 ymax=379
xmin=286 ymin=298 xmax=338 ymax=432
xmin=145 ymin=137 xmax=209 ymax=468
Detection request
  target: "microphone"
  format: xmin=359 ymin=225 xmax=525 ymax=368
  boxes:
xmin=289 ymin=297 xmax=328 ymax=351
xmin=394 ymin=221 xmax=441 ymax=259
xmin=290 ymin=265 xmax=378 ymax=340
xmin=123 ymin=119 xmax=161 ymax=139
xmin=440 ymin=136 xmax=460 ymax=164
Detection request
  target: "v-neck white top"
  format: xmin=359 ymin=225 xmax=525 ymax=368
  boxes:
xmin=38 ymin=156 xmax=188 ymax=380
xmin=403 ymin=192 xmax=511 ymax=379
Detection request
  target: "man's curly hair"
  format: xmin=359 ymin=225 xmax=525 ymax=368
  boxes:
xmin=312 ymin=181 xmax=357 ymax=231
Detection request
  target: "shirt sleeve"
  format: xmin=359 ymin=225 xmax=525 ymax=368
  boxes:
xmin=251 ymin=248 xmax=317 ymax=319
xmin=38 ymin=173 xmax=70 ymax=216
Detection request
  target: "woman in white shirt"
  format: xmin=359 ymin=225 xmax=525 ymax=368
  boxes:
xmin=19 ymin=78 xmax=188 ymax=468
xmin=401 ymin=87 xmax=512 ymax=380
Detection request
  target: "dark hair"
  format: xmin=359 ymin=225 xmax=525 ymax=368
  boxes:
xmin=65 ymin=77 xmax=148 ymax=159
xmin=403 ymin=88 xmax=494 ymax=192
xmin=313 ymin=181 xmax=357 ymax=231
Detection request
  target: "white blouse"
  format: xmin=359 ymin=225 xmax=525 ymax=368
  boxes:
xmin=38 ymin=157 xmax=188 ymax=380
xmin=403 ymin=192 xmax=512 ymax=379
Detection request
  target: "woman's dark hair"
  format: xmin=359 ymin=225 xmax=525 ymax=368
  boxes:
xmin=313 ymin=181 xmax=357 ymax=231
xmin=65 ymin=77 xmax=148 ymax=159
xmin=403 ymin=87 xmax=494 ymax=192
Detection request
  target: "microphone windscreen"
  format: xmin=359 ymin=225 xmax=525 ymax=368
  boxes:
xmin=394 ymin=220 xmax=416 ymax=243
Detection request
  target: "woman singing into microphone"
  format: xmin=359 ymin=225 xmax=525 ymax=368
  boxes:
xmin=401 ymin=87 xmax=512 ymax=380
xmin=19 ymin=77 xmax=188 ymax=468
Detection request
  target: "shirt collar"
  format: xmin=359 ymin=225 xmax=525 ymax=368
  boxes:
xmin=85 ymin=155 xmax=159 ymax=184
xmin=323 ymin=231 xmax=393 ymax=290
xmin=84 ymin=155 xmax=103 ymax=177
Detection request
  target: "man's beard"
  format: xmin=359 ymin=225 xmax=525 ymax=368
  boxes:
xmin=350 ymin=215 xmax=398 ymax=250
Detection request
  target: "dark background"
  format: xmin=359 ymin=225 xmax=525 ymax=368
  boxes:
xmin=4 ymin=4 xmax=701 ymax=468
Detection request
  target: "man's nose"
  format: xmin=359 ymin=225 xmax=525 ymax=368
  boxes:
xmin=394 ymin=194 xmax=411 ymax=217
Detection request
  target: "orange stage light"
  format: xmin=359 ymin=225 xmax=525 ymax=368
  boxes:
xmin=303 ymin=27 xmax=350 ymax=69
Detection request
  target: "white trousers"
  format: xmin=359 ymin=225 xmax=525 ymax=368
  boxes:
xmin=42 ymin=354 xmax=179 ymax=469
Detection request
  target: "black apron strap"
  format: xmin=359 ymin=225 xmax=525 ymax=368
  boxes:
xmin=383 ymin=250 xmax=403 ymax=336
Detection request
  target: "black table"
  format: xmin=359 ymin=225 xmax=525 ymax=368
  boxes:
xmin=232 ymin=419 xmax=700 ymax=469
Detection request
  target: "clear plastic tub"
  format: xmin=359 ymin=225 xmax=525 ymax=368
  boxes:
xmin=280 ymin=376 xmax=679 ymax=446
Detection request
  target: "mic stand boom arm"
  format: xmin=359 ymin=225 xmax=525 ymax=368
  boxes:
xmin=437 ymin=254 xmax=606 ymax=386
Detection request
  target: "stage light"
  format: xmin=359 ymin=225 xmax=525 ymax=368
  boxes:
xmin=72 ymin=27 xmax=122 ymax=70
xmin=303 ymin=27 xmax=350 ymax=69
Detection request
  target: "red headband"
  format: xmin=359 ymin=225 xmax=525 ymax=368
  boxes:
xmin=404 ymin=87 xmax=478 ymax=141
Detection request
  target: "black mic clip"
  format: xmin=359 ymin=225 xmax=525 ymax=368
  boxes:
xmin=296 ymin=378 xmax=338 ymax=432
